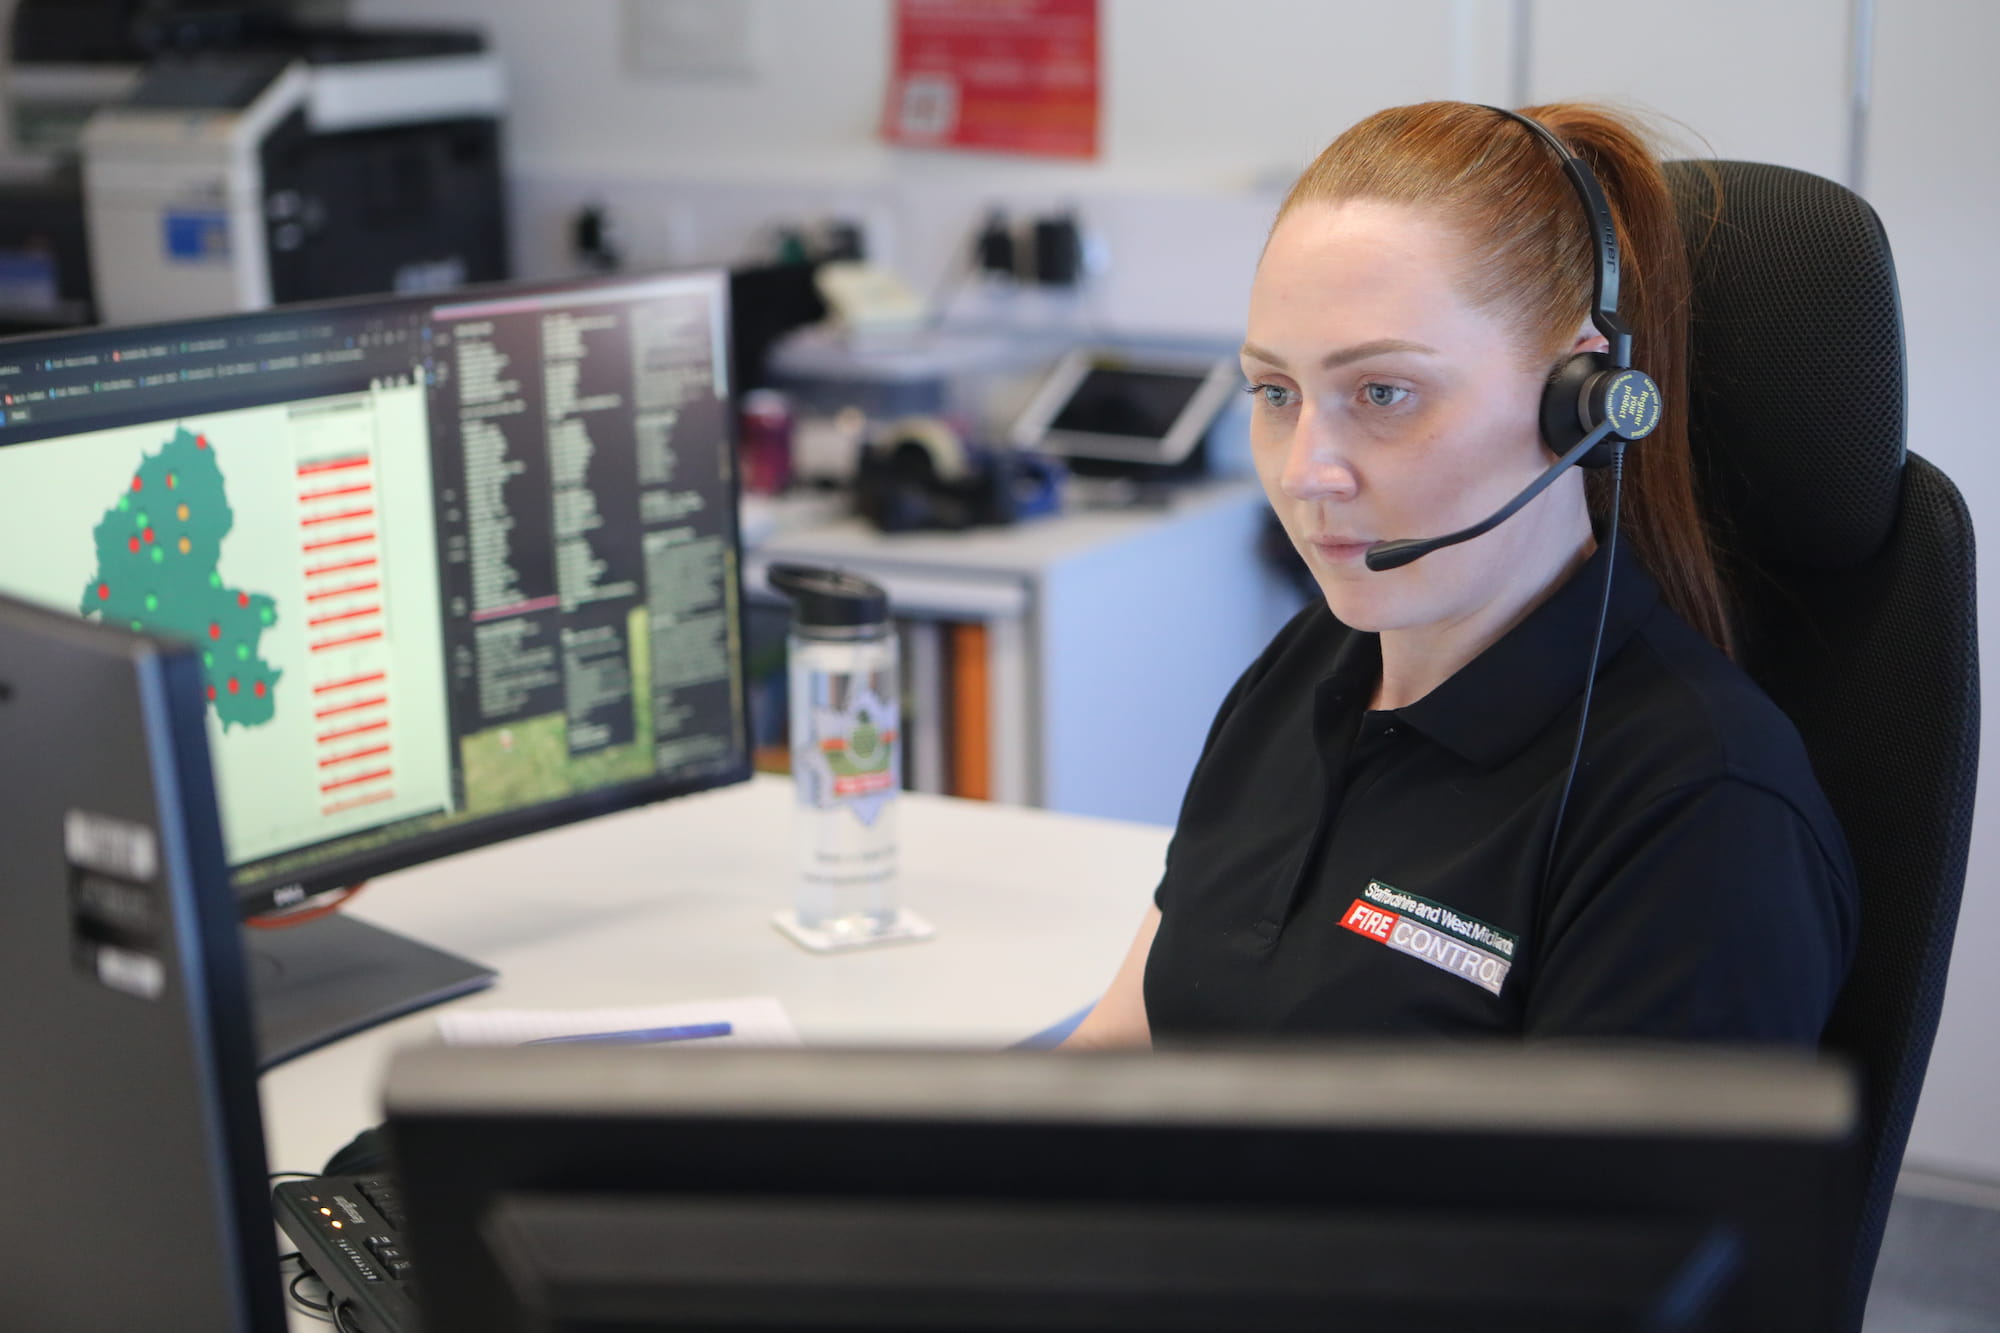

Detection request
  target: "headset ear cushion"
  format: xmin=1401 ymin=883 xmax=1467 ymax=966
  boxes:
xmin=1539 ymin=352 xmax=1618 ymax=469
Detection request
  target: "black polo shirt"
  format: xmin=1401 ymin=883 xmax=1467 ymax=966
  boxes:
xmin=1144 ymin=543 xmax=1858 ymax=1044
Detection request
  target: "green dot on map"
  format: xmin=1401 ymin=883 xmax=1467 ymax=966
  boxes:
xmin=260 ymin=608 xmax=273 ymax=625
xmin=133 ymin=511 xmax=148 ymax=529
xmin=208 ymin=572 xmax=222 ymax=589
xmin=202 ymin=651 xmax=213 ymax=668
xmin=144 ymin=593 xmax=158 ymax=612
xmin=118 ymin=497 xmax=130 ymax=512
xmin=236 ymin=642 xmax=249 ymax=660
xmin=149 ymin=546 xmax=163 ymax=564
xmin=130 ymin=621 xmax=142 ymax=632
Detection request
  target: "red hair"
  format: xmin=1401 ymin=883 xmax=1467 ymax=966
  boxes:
xmin=1276 ymin=101 xmax=1732 ymax=657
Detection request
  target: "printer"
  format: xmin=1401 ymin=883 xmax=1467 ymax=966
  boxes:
xmin=1 ymin=1 xmax=509 ymax=326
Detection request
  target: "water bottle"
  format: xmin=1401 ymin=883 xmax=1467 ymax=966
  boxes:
xmin=768 ymin=563 xmax=905 ymax=947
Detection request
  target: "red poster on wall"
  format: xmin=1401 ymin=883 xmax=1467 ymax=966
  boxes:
xmin=881 ymin=0 xmax=1100 ymax=159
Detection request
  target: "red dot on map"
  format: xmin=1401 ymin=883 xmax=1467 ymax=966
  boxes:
xmin=130 ymin=476 xmax=143 ymax=492
xmin=142 ymin=527 xmax=154 ymax=543
xmin=208 ymin=623 xmax=221 ymax=640
xmin=196 ymin=435 xmax=208 ymax=449
xmin=166 ymin=473 xmax=177 ymax=489
xmin=127 ymin=536 xmax=140 ymax=553
xmin=97 ymin=584 xmax=109 ymax=601
xmin=237 ymin=592 xmax=249 ymax=608
xmin=254 ymin=680 xmax=266 ymax=698
xmin=206 ymin=686 xmax=216 ymax=701
xmin=227 ymin=678 xmax=239 ymax=694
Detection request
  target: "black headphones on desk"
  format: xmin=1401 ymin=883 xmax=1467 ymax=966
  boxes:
xmin=1365 ymin=105 xmax=1663 ymax=573
xmin=853 ymin=417 xmax=1062 ymax=534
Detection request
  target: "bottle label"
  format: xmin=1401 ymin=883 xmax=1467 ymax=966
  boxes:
xmin=797 ymin=681 xmax=899 ymax=827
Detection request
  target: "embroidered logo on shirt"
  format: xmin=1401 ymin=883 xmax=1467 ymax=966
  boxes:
xmin=1339 ymin=880 xmax=1520 ymax=996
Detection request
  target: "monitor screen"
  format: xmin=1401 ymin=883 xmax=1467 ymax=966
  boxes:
xmin=0 ymin=271 xmax=749 ymax=917
xmin=384 ymin=1044 xmax=1861 ymax=1333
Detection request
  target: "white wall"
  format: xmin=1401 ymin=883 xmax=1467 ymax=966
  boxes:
xmin=350 ymin=0 xmax=1521 ymax=336
xmin=1532 ymin=0 xmax=2000 ymax=1191
xmin=1861 ymin=0 xmax=2000 ymax=1185
xmin=1531 ymin=0 xmax=1856 ymax=181
xmin=357 ymin=0 xmax=1514 ymax=187
xmin=352 ymin=0 xmax=2000 ymax=1179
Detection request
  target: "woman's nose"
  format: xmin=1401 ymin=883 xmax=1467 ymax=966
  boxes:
xmin=1278 ymin=409 xmax=1358 ymax=502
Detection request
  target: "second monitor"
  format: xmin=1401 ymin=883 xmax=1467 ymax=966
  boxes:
xmin=0 ymin=269 xmax=751 ymax=1063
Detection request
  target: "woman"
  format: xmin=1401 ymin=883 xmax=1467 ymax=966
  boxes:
xmin=1065 ymin=101 xmax=1856 ymax=1048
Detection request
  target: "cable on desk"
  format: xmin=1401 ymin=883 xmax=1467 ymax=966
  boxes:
xmin=288 ymin=1269 xmax=334 ymax=1322
xmin=332 ymin=1297 xmax=364 ymax=1333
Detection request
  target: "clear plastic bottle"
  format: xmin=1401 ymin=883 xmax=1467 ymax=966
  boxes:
xmin=769 ymin=564 xmax=900 ymax=941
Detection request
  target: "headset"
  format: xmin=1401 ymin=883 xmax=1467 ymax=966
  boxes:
xmin=1363 ymin=105 xmax=1663 ymax=573
xmin=853 ymin=416 xmax=1063 ymax=534
xmin=1358 ymin=105 xmax=1666 ymax=905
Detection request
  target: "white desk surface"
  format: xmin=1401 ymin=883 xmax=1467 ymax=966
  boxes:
xmin=743 ymin=477 xmax=1265 ymax=578
xmin=258 ymin=775 xmax=1169 ymax=1179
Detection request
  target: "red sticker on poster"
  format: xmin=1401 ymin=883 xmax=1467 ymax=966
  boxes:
xmin=882 ymin=0 xmax=1100 ymax=159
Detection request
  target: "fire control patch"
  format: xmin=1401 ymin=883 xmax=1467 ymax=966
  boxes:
xmin=1338 ymin=880 xmax=1520 ymax=996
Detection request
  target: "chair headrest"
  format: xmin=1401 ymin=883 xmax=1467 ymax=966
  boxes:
xmin=1666 ymin=160 xmax=1906 ymax=571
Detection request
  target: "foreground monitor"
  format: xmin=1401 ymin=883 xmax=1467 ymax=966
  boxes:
xmin=0 ymin=592 xmax=283 ymax=1331
xmin=0 ymin=270 xmax=751 ymax=1064
xmin=385 ymin=1044 xmax=1860 ymax=1332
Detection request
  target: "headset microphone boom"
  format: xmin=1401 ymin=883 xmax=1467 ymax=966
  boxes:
xmin=1362 ymin=106 xmax=1662 ymax=575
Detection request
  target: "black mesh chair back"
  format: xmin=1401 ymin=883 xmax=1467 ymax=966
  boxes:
xmin=1666 ymin=159 xmax=1979 ymax=1331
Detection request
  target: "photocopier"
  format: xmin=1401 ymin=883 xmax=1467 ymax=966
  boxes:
xmin=0 ymin=0 xmax=509 ymax=328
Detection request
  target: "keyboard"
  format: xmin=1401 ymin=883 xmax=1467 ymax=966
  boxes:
xmin=273 ymin=1173 xmax=420 ymax=1333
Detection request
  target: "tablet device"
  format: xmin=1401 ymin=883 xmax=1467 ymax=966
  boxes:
xmin=1010 ymin=349 xmax=1237 ymax=469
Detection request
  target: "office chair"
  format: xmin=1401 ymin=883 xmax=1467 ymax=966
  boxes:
xmin=1665 ymin=159 xmax=1979 ymax=1332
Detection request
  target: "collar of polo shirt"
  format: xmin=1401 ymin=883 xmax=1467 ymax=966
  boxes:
xmin=1332 ymin=542 xmax=1661 ymax=770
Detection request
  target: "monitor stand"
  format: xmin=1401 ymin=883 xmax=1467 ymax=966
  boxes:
xmin=242 ymin=913 xmax=496 ymax=1070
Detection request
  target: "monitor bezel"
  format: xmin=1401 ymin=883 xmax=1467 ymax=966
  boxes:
xmin=383 ymin=1043 xmax=1862 ymax=1333
xmin=0 ymin=592 xmax=288 ymax=1329
xmin=0 ymin=267 xmax=753 ymax=920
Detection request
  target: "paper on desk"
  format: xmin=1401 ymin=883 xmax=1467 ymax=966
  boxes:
xmin=435 ymin=995 xmax=801 ymax=1048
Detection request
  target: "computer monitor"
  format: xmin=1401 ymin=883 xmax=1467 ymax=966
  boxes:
xmin=0 ymin=270 xmax=751 ymax=1064
xmin=384 ymin=1043 xmax=1860 ymax=1332
xmin=0 ymin=591 xmax=285 ymax=1331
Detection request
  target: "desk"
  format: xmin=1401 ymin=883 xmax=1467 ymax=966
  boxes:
xmin=743 ymin=479 xmax=1299 ymax=822
xmin=258 ymin=774 xmax=1169 ymax=1185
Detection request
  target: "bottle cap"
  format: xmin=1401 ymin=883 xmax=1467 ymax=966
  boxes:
xmin=767 ymin=563 xmax=889 ymax=629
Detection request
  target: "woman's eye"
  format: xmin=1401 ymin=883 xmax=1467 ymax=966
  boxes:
xmin=1362 ymin=382 xmax=1411 ymax=408
xmin=1244 ymin=382 xmax=1299 ymax=410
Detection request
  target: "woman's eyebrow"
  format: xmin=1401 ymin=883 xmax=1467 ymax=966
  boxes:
xmin=1239 ymin=338 xmax=1439 ymax=370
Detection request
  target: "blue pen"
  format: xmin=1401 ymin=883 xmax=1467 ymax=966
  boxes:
xmin=526 ymin=1021 xmax=733 ymax=1046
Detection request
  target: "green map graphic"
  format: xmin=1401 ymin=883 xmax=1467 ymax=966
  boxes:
xmin=78 ymin=425 xmax=281 ymax=729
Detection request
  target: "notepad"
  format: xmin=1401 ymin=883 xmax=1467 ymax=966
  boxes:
xmin=436 ymin=995 xmax=802 ymax=1048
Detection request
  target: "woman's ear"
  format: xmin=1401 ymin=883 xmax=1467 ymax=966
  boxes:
xmin=1570 ymin=327 xmax=1611 ymax=358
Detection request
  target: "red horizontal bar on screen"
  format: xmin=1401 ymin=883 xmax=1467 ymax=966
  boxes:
xmin=313 ymin=670 xmax=386 ymax=695
xmin=320 ymin=767 xmax=392 ymax=794
xmin=297 ymin=457 xmax=371 ymax=477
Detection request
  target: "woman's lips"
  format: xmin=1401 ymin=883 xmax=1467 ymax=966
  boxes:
xmin=1309 ymin=537 xmax=1374 ymax=563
